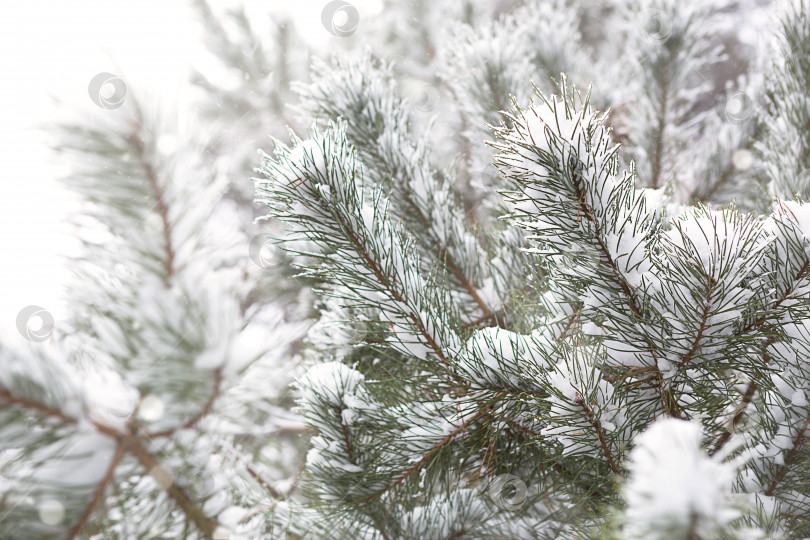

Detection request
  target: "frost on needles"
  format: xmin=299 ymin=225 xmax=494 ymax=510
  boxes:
xmin=2 ymin=0 xmax=810 ymax=538
xmin=258 ymin=63 xmax=810 ymax=537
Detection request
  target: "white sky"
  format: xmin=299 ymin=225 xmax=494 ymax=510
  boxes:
xmin=0 ymin=1 xmax=200 ymax=343
xmin=0 ymin=0 xmax=382 ymax=344
xmin=0 ymin=0 xmax=197 ymax=342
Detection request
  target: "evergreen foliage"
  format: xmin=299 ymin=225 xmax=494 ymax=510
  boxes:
xmin=2 ymin=1 xmax=810 ymax=538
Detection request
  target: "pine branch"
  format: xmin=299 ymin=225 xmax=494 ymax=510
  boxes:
xmin=759 ymin=0 xmax=810 ymax=199
xmin=125 ymin=436 xmax=217 ymax=537
xmin=674 ymin=277 xmax=713 ymax=371
xmin=765 ymin=414 xmax=810 ymax=496
xmin=336 ymin=205 xmax=458 ymax=376
xmin=568 ymin=147 xmax=680 ymax=419
xmin=619 ymin=0 xmax=721 ymax=198
xmin=0 ymin=386 xmax=80 ymax=428
xmin=149 ymin=368 xmax=224 ymax=438
xmin=493 ymin=80 xmax=688 ymax=420
xmin=67 ymin=442 xmax=126 ymax=539
xmin=362 ymin=394 xmax=504 ymax=503
xmin=743 ymin=260 xmax=810 ymax=334
xmin=24 ymin=2 xmax=810 ymax=537
xmin=126 ymin=127 xmax=176 ymax=282
xmin=298 ymin=56 xmax=503 ymax=323
xmin=574 ymin=394 xmax=621 ymax=474
xmin=712 ymin=256 xmax=810 ymax=455
xmin=258 ymin=126 xmax=465 ymax=381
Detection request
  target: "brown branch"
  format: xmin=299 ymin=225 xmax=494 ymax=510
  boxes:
xmin=765 ymin=414 xmax=810 ymax=496
xmin=336 ymin=210 xmax=455 ymax=371
xmin=603 ymin=104 xmax=630 ymax=146
xmin=686 ymin=514 xmax=699 ymax=540
xmin=649 ymin=59 xmax=670 ymax=190
xmin=675 ymin=279 xmax=714 ymax=371
xmin=1 ymin=386 xmax=217 ymax=537
xmin=692 ymin=159 xmax=734 ymax=203
xmin=445 ymin=528 xmax=467 ymax=540
xmin=605 ymin=365 xmax=656 ymax=383
xmin=337 ymin=406 xmax=355 ymax=464
xmin=781 ymin=512 xmax=810 ymax=523
xmin=739 ymin=260 xmax=810 ymax=336
xmin=362 ymin=394 xmax=504 ymax=503
xmin=712 ymin=260 xmax=810 ymax=455
xmin=501 ymin=416 xmax=542 ymax=439
xmin=710 ymin=361 xmax=763 ymax=456
xmin=269 ymin=425 xmax=316 ymax=436
xmin=569 ymin=168 xmax=680 ymax=418
xmin=441 ymin=243 xmax=493 ymax=320
xmin=401 ymin=184 xmax=494 ymax=321
xmin=574 ymin=395 xmax=620 ymax=474
xmin=125 ymin=436 xmax=216 ymax=537
xmin=229 ymin=426 xmax=315 ymax=445
xmin=245 ymin=464 xmax=283 ymax=500
xmin=0 ymin=387 xmax=79 ymax=427
xmin=68 ymin=443 xmax=126 ymax=539
xmin=558 ymin=310 xmax=581 ymax=341
xmin=127 ymin=126 xmax=176 ymax=283
xmin=477 ymin=435 xmax=496 ymax=481
xmin=0 ymin=383 xmax=130 ymax=443
xmin=285 ymin=451 xmax=309 ymax=498
xmin=463 ymin=277 xmax=544 ymax=331
xmin=499 ymin=414 xmax=602 ymax=500
xmin=150 ymin=369 xmax=223 ymax=438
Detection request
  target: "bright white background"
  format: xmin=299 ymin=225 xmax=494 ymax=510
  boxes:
xmin=0 ymin=2 xmax=200 ymax=342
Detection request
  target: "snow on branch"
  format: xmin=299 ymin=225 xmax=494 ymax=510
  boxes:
xmin=257 ymin=123 xmax=463 ymax=371
xmin=297 ymin=54 xmax=503 ymax=323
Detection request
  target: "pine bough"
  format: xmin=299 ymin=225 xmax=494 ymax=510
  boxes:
xmin=254 ymin=3 xmax=810 ymax=539
xmin=2 ymin=0 xmax=810 ymax=539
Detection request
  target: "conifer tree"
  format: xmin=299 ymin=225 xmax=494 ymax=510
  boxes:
xmin=257 ymin=1 xmax=810 ymax=538
xmin=3 ymin=1 xmax=809 ymax=539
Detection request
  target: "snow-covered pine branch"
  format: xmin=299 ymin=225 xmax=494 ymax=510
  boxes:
xmin=1 ymin=94 xmax=311 ymax=538
xmin=296 ymin=54 xmax=512 ymax=325
xmin=759 ymin=0 xmax=810 ymax=200
xmin=256 ymin=118 xmax=596 ymax=537
xmin=257 ymin=123 xmax=464 ymax=371
xmin=617 ymin=0 xmax=724 ymax=199
xmin=439 ymin=0 xmax=592 ymax=236
xmin=5 ymin=0 xmax=810 ymax=538
xmin=282 ymin=42 xmax=810 ymax=533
